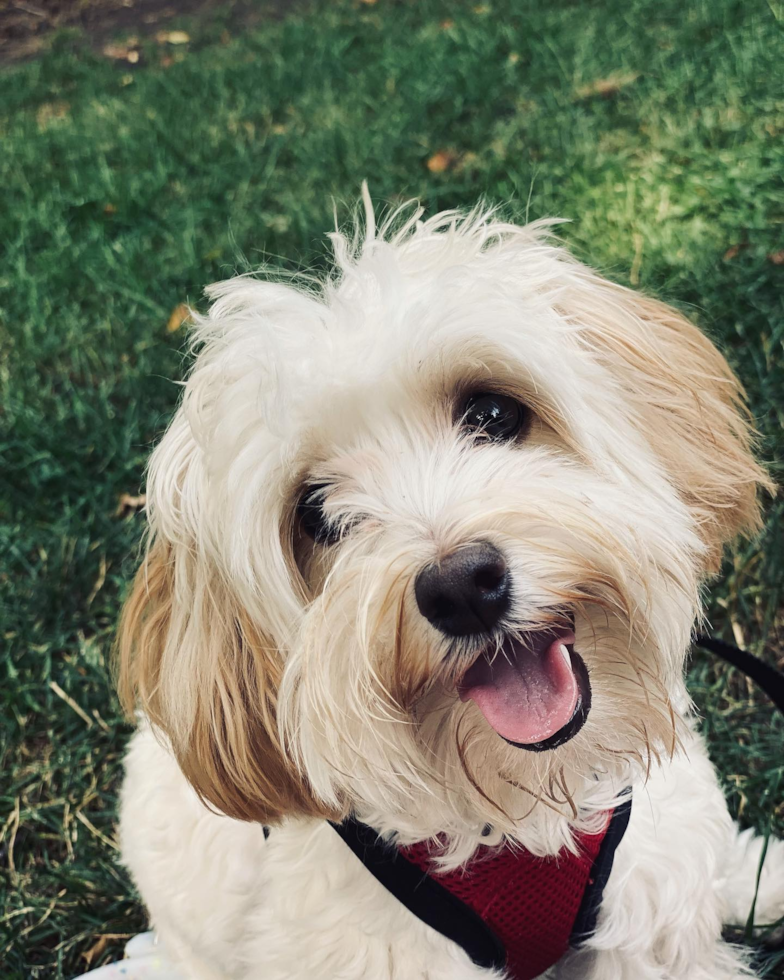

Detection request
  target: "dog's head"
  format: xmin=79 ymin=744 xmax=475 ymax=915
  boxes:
xmin=118 ymin=200 xmax=768 ymax=846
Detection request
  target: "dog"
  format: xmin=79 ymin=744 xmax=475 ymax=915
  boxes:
xmin=117 ymin=193 xmax=784 ymax=980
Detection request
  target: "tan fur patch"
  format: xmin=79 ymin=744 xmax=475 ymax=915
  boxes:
xmin=117 ymin=540 xmax=337 ymax=824
xmin=570 ymin=279 xmax=772 ymax=571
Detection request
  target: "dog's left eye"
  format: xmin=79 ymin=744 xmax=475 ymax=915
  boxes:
xmin=297 ymin=484 xmax=341 ymax=546
xmin=461 ymin=392 xmax=528 ymax=442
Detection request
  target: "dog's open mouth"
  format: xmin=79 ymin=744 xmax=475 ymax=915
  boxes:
xmin=458 ymin=625 xmax=591 ymax=751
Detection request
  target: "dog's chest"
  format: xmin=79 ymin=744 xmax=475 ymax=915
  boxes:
xmin=263 ymin=807 xmax=628 ymax=980
xmin=398 ymin=830 xmax=609 ymax=980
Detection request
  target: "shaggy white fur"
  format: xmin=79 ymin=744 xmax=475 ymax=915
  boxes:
xmin=117 ymin=195 xmax=784 ymax=980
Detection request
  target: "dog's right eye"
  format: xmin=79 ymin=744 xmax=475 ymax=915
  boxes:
xmin=461 ymin=391 xmax=528 ymax=442
xmin=297 ymin=484 xmax=341 ymax=546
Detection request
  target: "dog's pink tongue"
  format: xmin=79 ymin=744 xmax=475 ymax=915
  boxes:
xmin=459 ymin=633 xmax=578 ymax=744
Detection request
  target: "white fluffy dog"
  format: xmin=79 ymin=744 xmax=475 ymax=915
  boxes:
xmin=118 ymin=195 xmax=784 ymax=980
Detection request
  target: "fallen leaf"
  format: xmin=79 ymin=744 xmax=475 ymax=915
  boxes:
xmin=474 ymin=4 xmax=490 ymax=13
xmin=426 ymin=149 xmax=460 ymax=173
xmin=36 ymin=101 xmax=70 ymax=130
xmin=82 ymin=934 xmax=133 ymax=966
xmin=767 ymin=250 xmax=784 ymax=265
xmin=723 ymin=243 xmax=749 ymax=261
xmin=103 ymin=203 xmax=117 ymax=215
xmin=115 ymin=493 xmax=147 ymax=518
xmin=575 ymin=71 xmax=639 ymax=99
xmin=359 ymin=0 xmax=378 ymax=5
xmin=166 ymin=303 xmax=191 ymax=333
xmin=156 ymin=30 xmax=190 ymax=44
xmin=103 ymin=39 xmax=140 ymax=63
xmin=440 ymin=18 xmax=455 ymax=29
xmin=81 ymin=936 xmax=104 ymax=968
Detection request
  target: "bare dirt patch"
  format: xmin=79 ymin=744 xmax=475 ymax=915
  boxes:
xmin=0 ymin=0 xmax=290 ymax=64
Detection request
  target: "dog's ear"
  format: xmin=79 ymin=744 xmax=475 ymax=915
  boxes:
xmin=117 ymin=536 xmax=335 ymax=824
xmin=568 ymin=274 xmax=772 ymax=573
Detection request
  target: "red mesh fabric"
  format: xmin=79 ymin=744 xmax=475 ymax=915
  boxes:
xmin=399 ymin=816 xmax=610 ymax=980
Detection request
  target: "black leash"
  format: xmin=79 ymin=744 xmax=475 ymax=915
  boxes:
xmin=693 ymin=634 xmax=784 ymax=717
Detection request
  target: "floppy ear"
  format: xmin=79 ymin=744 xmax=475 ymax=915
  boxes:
xmin=117 ymin=536 xmax=335 ymax=824
xmin=567 ymin=273 xmax=772 ymax=574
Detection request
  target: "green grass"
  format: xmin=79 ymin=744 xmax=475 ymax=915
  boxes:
xmin=1 ymin=0 xmax=783 ymax=975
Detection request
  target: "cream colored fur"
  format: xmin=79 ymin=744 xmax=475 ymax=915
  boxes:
xmin=117 ymin=196 xmax=783 ymax=979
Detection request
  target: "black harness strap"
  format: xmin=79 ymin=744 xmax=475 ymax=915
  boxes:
xmin=330 ymin=816 xmax=506 ymax=971
xmin=569 ymin=796 xmax=633 ymax=946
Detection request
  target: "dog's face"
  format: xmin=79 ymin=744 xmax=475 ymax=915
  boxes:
xmin=119 ymin=205 xmax=766 ymax=846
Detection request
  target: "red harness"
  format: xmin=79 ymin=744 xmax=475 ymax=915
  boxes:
xmin=400 ymin=817 xmax=612 ymax=980
xmin=331 ymin=801 xmax=631 ymax=980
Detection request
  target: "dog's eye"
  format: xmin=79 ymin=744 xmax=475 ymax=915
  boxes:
xmin=297 ymin=484 xmax=341 ymax=546
xmin=461 ymin=392 xmax=527 ymax=442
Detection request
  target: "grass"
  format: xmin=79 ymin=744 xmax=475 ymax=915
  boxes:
xmin=1 ymin=0 xmax=783 ymax=975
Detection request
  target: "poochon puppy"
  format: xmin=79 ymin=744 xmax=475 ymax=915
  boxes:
xmin=117 ymin=194 xmax=784 ymax=980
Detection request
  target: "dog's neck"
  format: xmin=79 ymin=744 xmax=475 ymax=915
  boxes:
xmin=352 ymin=763 xmax=633 ymax=870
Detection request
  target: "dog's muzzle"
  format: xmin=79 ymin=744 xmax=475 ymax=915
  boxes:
xmin=414 ymin=543 xmax=591 ymax=751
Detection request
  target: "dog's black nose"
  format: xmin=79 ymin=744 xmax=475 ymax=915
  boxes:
xmin=414 ymin=542 xmax=510 ymax=637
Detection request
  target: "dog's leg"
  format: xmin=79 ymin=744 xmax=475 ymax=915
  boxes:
xmin=120 ymin=725 xmax=266 ymax=980
xmin=556 ymin=941 xmax=754 ymax=980
xmin=718 ymin=823 xmax=784 ymax=930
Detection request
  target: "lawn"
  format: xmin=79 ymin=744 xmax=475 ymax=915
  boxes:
xmin=1 ymin=0 xmax=783 ymax=976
